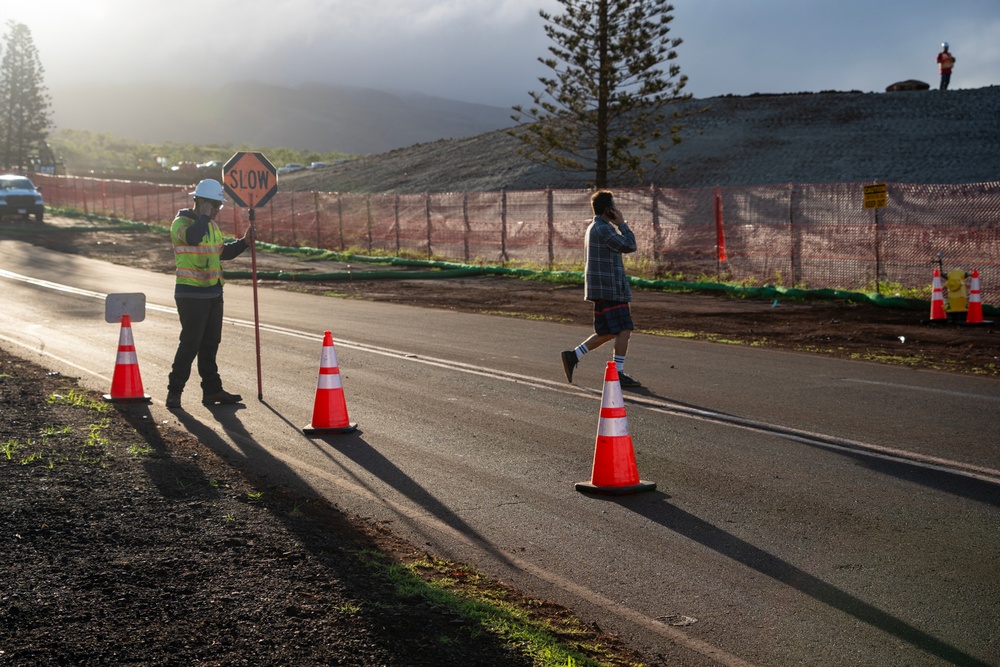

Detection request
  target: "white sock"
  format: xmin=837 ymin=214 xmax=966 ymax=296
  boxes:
xmin=614 ymin=354 xmax=626 ymax=372
xmin=574 ymin=344 xmax=588 ymax=360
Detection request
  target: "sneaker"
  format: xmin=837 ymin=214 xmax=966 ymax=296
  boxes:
xmin=618 ymin=371 xmax=641 ymax=388
xmin=165 ymin=391 xmax=182 ymax=409
xmin=560 ymin=350 xmax=578 ymax=383
xmin=202 ymin=389 xmax=243 ymax=405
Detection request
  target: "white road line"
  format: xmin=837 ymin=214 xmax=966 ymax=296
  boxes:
xmin=844 ymin=377 xmax=1000 ymax=402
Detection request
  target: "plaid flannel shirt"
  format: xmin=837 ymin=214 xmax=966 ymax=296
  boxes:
xmin=584 ymin=216 xmax=636 ymax=302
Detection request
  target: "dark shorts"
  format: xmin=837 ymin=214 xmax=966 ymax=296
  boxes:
xmin=592 ymin=300 xmax=634 ymax=335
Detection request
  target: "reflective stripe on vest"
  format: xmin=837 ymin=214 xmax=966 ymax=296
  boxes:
xmin=172 ymin=218 xmax=225 ymax=288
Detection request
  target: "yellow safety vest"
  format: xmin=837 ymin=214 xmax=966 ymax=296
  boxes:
xmin=172 ymin=215 xmax=225 ymax=288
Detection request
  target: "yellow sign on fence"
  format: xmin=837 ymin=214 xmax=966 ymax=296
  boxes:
xmin=864 ymin=183 xmax=887 ymax=209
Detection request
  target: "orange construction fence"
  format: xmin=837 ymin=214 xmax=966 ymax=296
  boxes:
xmin=33 ymin=174 xmax=1000 ymax=297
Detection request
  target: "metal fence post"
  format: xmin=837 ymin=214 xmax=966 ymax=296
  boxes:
xmin=714 ymin=187 xmax=727 ymax=278
xmin=336 ymin=194 xmax=344 ymax=251
xmin=394 ymin=194 xmax=401 ymax=255
xmin=500 ymin=188 xmax=508 ymax=263
xmin=874 ymin=203 xmax=882 ymax=295
xmin=314 ymin=191 xmax=321 ymax=248
xmin=425 ymin=192 xmax=432 ymax=260
xmin=789 ymin=183 xmax=801 ymax=287
xmin=547 ymin=187 xmax=555 ymax=269
xmin=463 ymin=192 xmax=471 ymax=263
xmin=366 ymin=194 xmax=373 ymax=253
xmin=267 ymin=198 xmax=274 ymax=245
xmin=650 ymin=184 xmax=661 ymax=263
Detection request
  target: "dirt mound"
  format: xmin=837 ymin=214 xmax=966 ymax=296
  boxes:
xmin=283 ymin=87 xmax=1000 ymax=194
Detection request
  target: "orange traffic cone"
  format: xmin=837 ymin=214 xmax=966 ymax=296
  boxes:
xmin=103 ymin=314 xmax=151 ymax=403
xmin=303 ymin=331 xmax=357 ymax=434
xmin=964 ymin=270 xmax=992 ymax=325
xmin=929 ymin=268 xmax=947 ymax=322
xmin=576 ymin=362 xmax=656 ymax=496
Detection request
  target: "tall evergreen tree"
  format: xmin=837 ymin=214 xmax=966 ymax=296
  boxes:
xmin=511 ymin=0 xmax=688 ymax=188
xmin=0 ymin=21 xmax=52 ymax=170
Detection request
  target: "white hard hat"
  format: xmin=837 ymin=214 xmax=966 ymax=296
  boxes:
xmin=189 ymin=178 xmax=226 ymax=202
xmin=942 ymin=41 xmax=949 ymax=48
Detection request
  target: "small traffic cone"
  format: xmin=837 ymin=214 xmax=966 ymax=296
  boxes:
xmin=303 ymin=331 xmax=357 ymax=434
xmin=964 ymin=270 xmax=992 ymax=325
xmin=929 ymin=268 xmax=947 ymax=322
xmin=103 ymin=314 xmax=151 ymax=403
xmin=576 ymin=362 xmax=656 ymax=496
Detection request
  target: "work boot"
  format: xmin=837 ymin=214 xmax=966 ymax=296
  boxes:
xmin=165 ymin=391 xmax=182 ymax=410
xmin=560 ymin=350 xmax=578 ymax=383
xmin=202 ymin=389 xmax=243 ymax=405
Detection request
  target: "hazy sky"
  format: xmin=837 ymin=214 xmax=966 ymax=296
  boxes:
xmin=8 ymin=0 xmax=1000 ymax=107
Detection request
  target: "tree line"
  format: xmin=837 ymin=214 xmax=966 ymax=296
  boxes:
xmin=50 ymin=129 xmax=351 ymax=182
xmin=4 ymin=2 xmax=689 ymax=187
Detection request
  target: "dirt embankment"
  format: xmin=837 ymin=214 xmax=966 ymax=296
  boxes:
xmin=282 ymin=87 xmax=1000 ymax=194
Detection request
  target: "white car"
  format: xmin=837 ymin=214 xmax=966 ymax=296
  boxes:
xmin=0 ymin=174 xmax=44 ymax=224
xmin=307 ymin=162 xmax=328 ymax=170
xmin=277 ymin=163 xmax=304 ymax=175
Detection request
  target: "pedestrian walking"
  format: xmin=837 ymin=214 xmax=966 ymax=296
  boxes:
xmin=166 ymin=179 xmax=254 ymax=409
xmin=560 ymin=190 xmax=641 ymax=388
xmin=937 ymin=42 xmax=956 ymax=90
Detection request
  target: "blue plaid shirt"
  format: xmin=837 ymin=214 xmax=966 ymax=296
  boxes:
xmin=584 ymin=216 xmax=636 ymax=302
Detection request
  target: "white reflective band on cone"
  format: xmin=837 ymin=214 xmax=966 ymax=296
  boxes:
xmin=116 ymin=351 xmax=138 ymax=365
xmin=321 ymin=348 xmax=339 ymax=367
xmin=317 ymin=373 xmax=343 ymax=390
xmin=598 ymin=416 xmax=630 ymax=437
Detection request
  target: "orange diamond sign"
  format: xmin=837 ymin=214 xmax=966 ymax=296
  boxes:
xmin=223 ymin=152 xmax=277 ymax=209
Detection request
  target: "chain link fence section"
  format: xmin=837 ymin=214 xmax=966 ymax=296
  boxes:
xmin=33 ymin=175 xmax=1000 ymax=298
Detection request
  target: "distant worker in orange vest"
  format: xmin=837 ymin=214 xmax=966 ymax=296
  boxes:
xmin=936 ymin=42 xmax=956 ymax=90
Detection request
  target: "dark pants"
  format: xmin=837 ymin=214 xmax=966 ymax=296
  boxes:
xmin=168 ymin=295 xmax=224 ymax=395
xmin=940 ymin=72 xmax=951 ymax=90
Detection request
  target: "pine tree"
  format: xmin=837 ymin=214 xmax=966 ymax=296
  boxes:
xmin=510 ymin=0 xmax=689 ymax=188
xmin=0 ymin=21 xmax=53 ymax=170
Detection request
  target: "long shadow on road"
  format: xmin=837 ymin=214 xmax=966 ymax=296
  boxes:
xmin=190 ymin=401 xmax=525 ymax=580
xmin=149 ymin=404 xmax=532 ymax=666
xmin=617 ymin=493 xmax=991 ymax=667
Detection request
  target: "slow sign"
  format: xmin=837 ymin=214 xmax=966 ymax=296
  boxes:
xmin=223 ymin=152 xmax=277 ymax=209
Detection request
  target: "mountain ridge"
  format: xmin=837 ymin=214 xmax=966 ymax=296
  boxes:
xmin=50 ymin=81 xmax=514 ymax=155
xmin=51 ymin=83 xmax=1000 ymax=193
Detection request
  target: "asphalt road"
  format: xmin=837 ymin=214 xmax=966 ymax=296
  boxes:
xmin=2 ymin=240 xmax=998 ymax=667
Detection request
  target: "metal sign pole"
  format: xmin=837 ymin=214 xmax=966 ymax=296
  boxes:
xmin=248 ymin=203 xmax=263 ymax=401
xmin=222 ymin=151 xmax=277 ymax=403
xmin=222 ymin=151 xmax=278 ymax=401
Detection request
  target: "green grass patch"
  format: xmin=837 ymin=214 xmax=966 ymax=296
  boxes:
xmin=480 ymin=310 xmax=573 ymax=323
xmin=1 ymin=389 xmax=152 ymax=468
xmin=353 ymin=549 xmax=643 ymax=667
